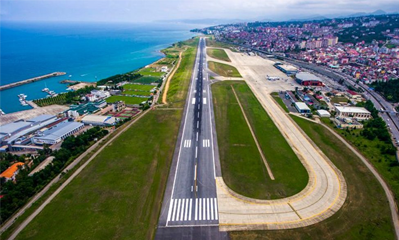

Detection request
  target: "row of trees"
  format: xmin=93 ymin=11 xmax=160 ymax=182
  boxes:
xmin=372 ymin=79 xmax=399 ymax=102
xmin=97 ymin=72 xmax=142 ymax=86
xmin=34 ymin=86 xmax=95 ymax=107
xmin=0 ymin=127 xmax=108 ymax=223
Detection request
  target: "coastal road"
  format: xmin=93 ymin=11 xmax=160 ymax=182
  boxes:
xmin=155 ymin=37 xmax=227 ymax=239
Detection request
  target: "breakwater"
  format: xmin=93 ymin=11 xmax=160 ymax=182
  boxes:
xmin=0 ymin=72 xmax=66 ymax=91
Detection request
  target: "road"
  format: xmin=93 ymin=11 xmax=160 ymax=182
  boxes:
xmin=155 ymin=38 xmax=228 ymax=239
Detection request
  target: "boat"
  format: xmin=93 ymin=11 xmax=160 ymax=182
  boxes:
xmin=42 ymin=87 xmax=49 ymax=92
xmin=18 ymin=94 xmax=29 ymax=106
xmin=0 ymin=109 xmax=5 ymax=115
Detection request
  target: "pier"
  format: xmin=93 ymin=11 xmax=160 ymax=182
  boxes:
xmin=0 ymin=72 xmax=66 ymax=91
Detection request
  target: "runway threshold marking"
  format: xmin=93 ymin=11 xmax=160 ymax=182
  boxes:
xmin=183 ymin=140 xmax=191 ymax=148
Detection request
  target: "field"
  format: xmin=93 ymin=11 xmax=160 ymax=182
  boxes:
xmin=331 ymin=96 xmax=349 ymax=104
xmin=321 ymin=118 xmax=399 ymax=202
xmin=123 ymin=91 xmax=152 ymax=96
xmin=165 ymin=38 xmax=199 ymax=108
xmin=272 ymin=94 xmax=289 ymax=113
xmin=15 ymin=109 xmax=182 ymax=240
xmin=137 ymin=67 xmax=165 ymax=77
xmin=212 ymin=81 xmax=308 ymax=199
xmin=206 ymin=38 xmax=238 ymax=52
xmin=206 ymin=48 xmax=231 ymax=62
xmin=208 ymin=61 xmax=242 ymax=78
xmin=122 ymin=84 xmax=155 ymax=92
xmin=134 ymin=76 xmax=160 ymax=84
xmin=230 ymin=116 xmax=395 ymax=239
xmin=106 ymin=95 xmax=148 ymax=105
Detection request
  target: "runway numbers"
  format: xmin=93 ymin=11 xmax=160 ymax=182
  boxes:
xmin=167 ymin=198 xmax=218 ymax=222
xmin=203 ymin=139 xmax=210 ymax=148
xmin=184 ymin=140 xmax=191 ymax=148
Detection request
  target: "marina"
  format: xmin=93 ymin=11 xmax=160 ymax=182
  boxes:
xmin=0 ymin=72 xmax=66 ymax=91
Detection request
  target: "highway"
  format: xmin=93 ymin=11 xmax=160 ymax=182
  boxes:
xmin=155 ymin=38 xmax=227 ymax=239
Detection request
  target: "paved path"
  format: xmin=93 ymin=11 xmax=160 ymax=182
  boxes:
xmin=214 ymin=48 xmax=347 ymax=231
xmin=162 ymin=51 xmax=184 ymax=104
xmin=6 ymin=110 xmax=150 ymax=240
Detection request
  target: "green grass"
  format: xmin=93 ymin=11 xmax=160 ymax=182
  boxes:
xmin=212 ymin=81 xmax=308 ymax=199
xmin=123 ymin=91 xmax=152 ymax=96
xmin=331 ymin=96 xmax=349 ymax=104
xmin=106 ymin=95 xmax=148 ymax=105
xmin=206 ymin=38 xmax=238 ymax=52
xmin=138 ymin=67 xmax=165 ymax=77
xmin=321 ymin=118 xmax=399 ymax=203
xmin=134 ymin=76 xmax=160 ymax=84
xmin=273 ymin=95 xmax=289 ymax=113
xmin=230 ymin=116 xmax=395 ymax=240
xmin=123 ymin=84 xmax=155 ymax=91
xmin=16 ymin=109 xmax=182 ymax=240
xmin=166 ymin=38 xmax=199 ymax=108
xmin=208 ymin=61 xmax=242 ymax=78
xmin=206 ymin=48 xmax=231 ymax=62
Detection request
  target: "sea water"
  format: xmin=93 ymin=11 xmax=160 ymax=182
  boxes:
xmin=0 ymin=22 xmax=200 ymax=114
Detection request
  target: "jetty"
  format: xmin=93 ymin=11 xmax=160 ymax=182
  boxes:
xmin=0 ymin=72 xmax=66 ymax=91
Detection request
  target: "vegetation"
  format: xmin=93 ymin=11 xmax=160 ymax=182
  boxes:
xmin=137 ymin=67 xmax=165 ymax=77
xmin=0 ymin=127 xmax=108 ymax=223
xmin=15 ymin=110 xmax=181 ymax=240
xmin=97 ymin=72 xmax=141 ymax=86
xmin=208 ymin=61 xmax=242 ymax=78
xmin=206 ymin=38 xmax=238 ymax=51
xmin=231 ymin=116 xmax=395 ymax=239
xmin=122 ymin=84 xmax=155 ymax=92
xmin=206 ymin=48 xmax=231 ymax=62
xmin=166 ymin=37 xmax=199 ymax=108
xmin=272 ymin=94 xmax=289 ymax=113
xmin=33 ymin=86 xmax=95 ymax=107
xmin=212 ymin=81 xmax=308 ymax=199
xmin=134 ymin=76 xmax=161 ymax=84
xmin=106 ymin=95 xmax=149 ymax=105
xmin=371 ymin=79 xmax=399 ymax=102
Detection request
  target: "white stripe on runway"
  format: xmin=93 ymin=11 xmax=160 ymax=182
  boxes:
xmin=167 ymin=199 xmax=174 ymax=222
xmin=203 ymin=98 xmax=207 ymax=104
xmin=184 ymin=140 xmax=191 ymax=148
xmin=203 ymin=90 xmax=206 ymax=93
xmin=176 ymin=199 xmax=181 ymax=221
xmin=199 ymin=198 xmax=202 ymax=220
xmin=195 ymin=198 xmax=198 ymax=220
xmin=203 ymin=139 xmax=210 ymax=147
xmin=203 ymin=198 xmax=206 ymax=221
xmin=184 ymin=198 xmax=189 ymax=221
xmin=207 ymin=198 xmax=210 ymax=220
xmin=189 ymin=199 xmax=192 ymax=221
xmin=171 ymin=199 xmax=177 ymax=221
xmin=211 ymin=198 xmax=214 ymax=220
xmin=192 ymin=98 xmax=196 ymax=104
xmin=180 ymin=199 xmax=185 ymax=221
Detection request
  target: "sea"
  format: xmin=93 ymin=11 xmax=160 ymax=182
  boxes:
xmin=0 ymin=22 xmax=201 ymax=114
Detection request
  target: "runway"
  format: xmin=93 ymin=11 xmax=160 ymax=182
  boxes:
xmin=156 ymin=38 xmax=227 ymax=239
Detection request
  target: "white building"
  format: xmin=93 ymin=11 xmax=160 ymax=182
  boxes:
xmin=32 ymin=121 xmax=84 ymax=145
xmin=335 ymin=106 xmax=371 ymax=120
xmin=317 ymin=110 xmax=331 ymax=118
xmin=81 ymin=115 xmax=118 ymax=126
xmin=91 ymin=90 xmax=111 ymax=99
xmin=294 ymin=102 xmax=311 ymax=114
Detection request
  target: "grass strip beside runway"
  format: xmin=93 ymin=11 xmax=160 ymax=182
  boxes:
xmin=230 ymin=116 xmax=395 ymax=239
xmin=212 ymin=81 xmax=308 ymax=199
xmin=208 ymin=61 xmax=242 ymax=78
xmin=15 ymin=110 xmax=182 ymax=240
xmin=206 ymin=48 xmax=231 ymax=62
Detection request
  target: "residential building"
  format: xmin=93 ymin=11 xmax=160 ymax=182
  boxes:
xmin=0 ymin=162 xmax=24 ymax=182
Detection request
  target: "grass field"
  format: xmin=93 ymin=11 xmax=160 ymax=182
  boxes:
xmin=106 ymin=95 xmax=148 ymax=105
xmin=206 ymin=48 xmax=231 ymax=62
xmin=123 ymin=91 xmax=152 ymax=96
xmin=230 ymin=116 xmax=395 ymax=239
xmin=166 ymin=38 xmax=199 ymax=108
xmin=134 ymin=76 xmax=160 ymax=84
xmin=206 ymin=38 xmax=238 ymax=52
xmin=321 ymin=118 xmax=399 ymax=203
xmin=16 ymin=110 xmax=182 ymax=240
xmin=138 ymin=67 xmax=165 ymax=77
xmin=273 ymin=95 xmax=289 ymax=113
xmin=212 ymin=81 xmax=308 ymax=199
xmin=331 ymin=96 xmax=349 ymax=104
xmin=123 ymin=84 xmax=155 ymax=92
xmin=208 ymin=61 xmax=242 ymax=78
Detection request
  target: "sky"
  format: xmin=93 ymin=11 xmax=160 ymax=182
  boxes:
xmin=1 ymin=0 xmax=399 ymax=23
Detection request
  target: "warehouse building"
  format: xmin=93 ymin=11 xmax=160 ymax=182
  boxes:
xmin=274 ymin=63 xmax=298 ymax=75
xmin=295 ymin=72 xmax=324 ymax=86
xmin=294 ymin=102 xmax=311 ymax=114
xmin=335 ymin=106 xmax=371 ymax=120
xmin=31 ymin=121 xmax=84 ymax=145
xmin=317 ymin=110 xmax=331 ymax=118
xmin=81 ymin=115 xmax=118 ymax=126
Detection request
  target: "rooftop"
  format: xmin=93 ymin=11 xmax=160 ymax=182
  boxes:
xmin=295 ymin=72 xmax=323 ymax=82
xmin=0 ymin=162 xmax=24 ymax=179
xmin=0 ymin=121 xmax=32 ymax=135
xmin=336 ymin=106 xmax=370 ymax=114
xmin=27 ymin=115 xmax=55 ymax=123
xmin=34 ymin=121 xmax=84 ymax=141
xmin=295 ymin=102 xmax=311 ymax=110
